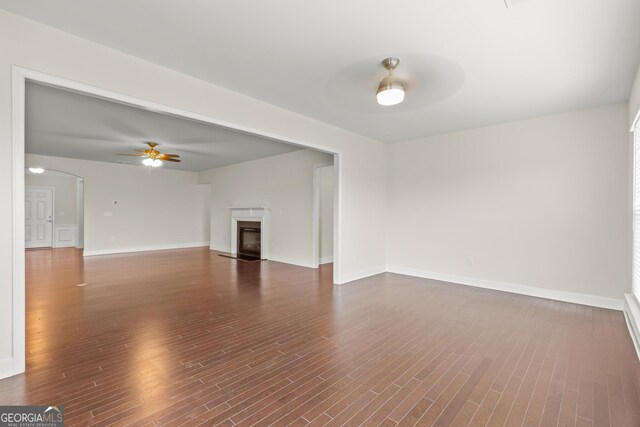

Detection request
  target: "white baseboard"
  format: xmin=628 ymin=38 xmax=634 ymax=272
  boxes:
xmin=210 ymin=244 xmax=231 ymax=253
xmin=83 ymin=242 xmax=210 ymax=257
xmin=386 ymin=266 xmax=624 ymax=311
xmin=320 ymin=256 xmax=333 ymax=264
xmin=264 ymin=255 xmax=316 ymax=269
xmin=0 ymin=358 xmax=14 ymax=380
xmin=624 ymin=294 xmax=640 ymax=361
xmin=337 ymin=266 xmax=386 ymax=285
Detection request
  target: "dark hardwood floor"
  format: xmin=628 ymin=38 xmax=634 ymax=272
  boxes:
xmin=0 ymin=247 xmax=638 ymax=426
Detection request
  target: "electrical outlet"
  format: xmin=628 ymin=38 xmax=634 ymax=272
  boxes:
xmin=466 ymin=257 xmax=474 ymax=267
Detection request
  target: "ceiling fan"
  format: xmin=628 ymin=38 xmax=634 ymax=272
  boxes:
xmin=117 ymin=142 xmax=181 ymax=167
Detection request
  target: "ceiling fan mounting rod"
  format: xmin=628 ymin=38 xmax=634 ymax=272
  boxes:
xmin=382 ymin=57 xmax=400 ymax=73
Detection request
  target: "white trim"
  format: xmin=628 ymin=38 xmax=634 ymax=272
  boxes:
xmin=623 ymin=293 xmax=640 ymax=361
xmin=386 ymin=266 xmax=624 ymax=310
xmin=332 ymin=154 xmax=341 ymax=285
xmin=312 ymin=165 xmax=321 ymax=268
xmin=267 ymin=256 xmax=316 ymax=269
xmin=337 ymin=267 xmax=386 ymax=285
xmin=83 ymin=242 xmax=210 ymax=257
xmin=633 ymin=128 xmax=640 ymax=313
xmin=0 ymin=358 xmax=14 ymax=380
xmin=11 ymin=66 xmax=344 ymax=377
xmin=312 ymin=162 xmax=333 ymax=269
xmin=320 ymin=257 xmax=334 ymax=264
xmin=631 ymin=105 xmax=640 ymax=132
xmin=12 ymin=68 xmax=26 ymax=376
xmin=76 ymin=179 xmax=84 ymax=249
xmin=229 ymin=208 xmax=268 ymax=260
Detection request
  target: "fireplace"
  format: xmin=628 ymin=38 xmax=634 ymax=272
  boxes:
xmin=237 ymin=221 xmax=262 ymax=260
xmin=230 ymin=207 xmax=268 ymax=260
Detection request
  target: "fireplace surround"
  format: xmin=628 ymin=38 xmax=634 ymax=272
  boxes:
xmin=230 ymin=207 xmax=268 ymax=260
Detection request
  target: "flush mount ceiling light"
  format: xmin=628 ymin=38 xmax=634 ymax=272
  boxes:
xmin=376 ymin=57 xmax=405 ymax=106
xmin=28 ymin=167 xmax=45 ymax=174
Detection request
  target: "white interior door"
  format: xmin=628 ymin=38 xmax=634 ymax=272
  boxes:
xmin=25 ymin=187 xmax=53 ymax=248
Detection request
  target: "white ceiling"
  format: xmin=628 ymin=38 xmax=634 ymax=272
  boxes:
xmin=3 ymin=0 xmax=640 ymax=143
xmin=25 ymin=82 xmax=303 ymax=172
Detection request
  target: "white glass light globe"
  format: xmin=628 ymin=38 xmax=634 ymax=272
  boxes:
xmin=376 ymin=87 xmax=405 ymax=106
xmin=151 ymin=159 xmax=162 ymax=167
xmin=142 ymin=158 xmax=154 ymax=166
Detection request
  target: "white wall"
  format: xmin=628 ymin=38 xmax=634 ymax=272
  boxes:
xmin=387 ymin=103 xmax=630 ymax=303
xmin=0 ymin=10 xmax=388 ymax=370
xmin=26 ymin=155 xmax=210 ymax=255
xmin=25 ymin=174 xmax=78 ymax=226
xmin=199 ymin=149 xmax=332 ymax=268
xmin=319 ymin=164 xmax=334 ymax=263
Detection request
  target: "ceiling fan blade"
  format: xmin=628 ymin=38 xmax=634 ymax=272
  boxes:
xmin=116 ymin=153 xmax=148 ymax=157
xmin=161 ymin=158 xmax=181 ymax=162
xmin=158 ymin=154 xmax=180 ymax=160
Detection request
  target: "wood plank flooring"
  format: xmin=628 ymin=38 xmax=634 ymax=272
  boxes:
xmin=0 ymin=247 xmax=639 ymax=426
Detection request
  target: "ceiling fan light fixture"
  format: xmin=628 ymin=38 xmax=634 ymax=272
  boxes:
xmin=376 ymin=77 xmax=405 ymax=106
xmin=29 ymin=167 xmax=45 ymax=174
xmin=119 ymin=142 xmax=180 ymax=166
xmin=376 ymin=57 xmax=406 ymax=106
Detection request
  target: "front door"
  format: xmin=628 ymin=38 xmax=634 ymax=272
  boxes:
xmin=25 ymin=187 xmax=53 ymax=248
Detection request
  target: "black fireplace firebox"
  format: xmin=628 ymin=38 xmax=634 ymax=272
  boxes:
xmin=237 ymin=221 xmax=261 ymax=260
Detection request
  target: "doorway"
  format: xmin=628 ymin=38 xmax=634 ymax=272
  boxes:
xmin=25 ymin=187 xmax=53 ymax=248
xmin=25 ymin=168 xmax=85 ymax=250
xmin=10 ymin=67 xmax=342 ymax=379
xmin=313 ymin=162 xmax=335 ymax=268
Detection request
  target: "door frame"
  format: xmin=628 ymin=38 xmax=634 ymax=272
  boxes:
xmin=24 ymin=186 xmax=55 ymax=249
xmin=10 ymin=66 xmax=343 ymax=377
xmin=624 ymin=106 xmax=640 ymax=361
xmin=76 ymin=179 xmax=84 ymax=249
xmin=312 ymin=162 xmax=334 ymax=268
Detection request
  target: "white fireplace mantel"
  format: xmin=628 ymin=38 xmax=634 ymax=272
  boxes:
xmin=230 ymin=207 xmax=268 ymax=259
